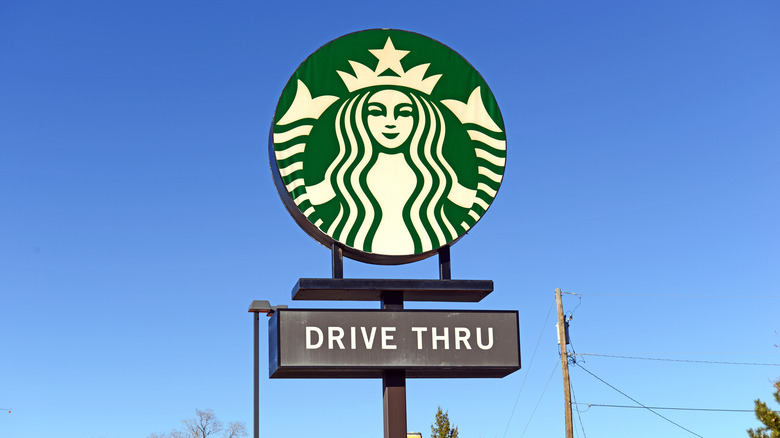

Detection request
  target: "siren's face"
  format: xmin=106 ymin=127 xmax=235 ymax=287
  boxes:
xmin=366 ymin=89 xmax=414 ymax=150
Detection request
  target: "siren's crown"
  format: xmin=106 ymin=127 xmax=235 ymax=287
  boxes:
xmin=338 ymin=37 xmax=442 ymax=95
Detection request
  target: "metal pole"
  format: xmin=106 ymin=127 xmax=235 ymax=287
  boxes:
xmin=555 ymin=288 xmax=574 ymax=438
xmin=383 ymin=370 xmax=407 ymax=438
xmin=381 ymin=292 xmax=406 ymax=438
xmin=254 ymin=311 xmax=259 ymax=438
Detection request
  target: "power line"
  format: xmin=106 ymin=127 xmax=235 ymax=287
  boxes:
xmin=569 ymin=377 xmax=587 ymax=438
xmin=574 ymin=403 xmax=752 ymax=413
xmin=575 ymin=363 xmax=704 ymax=438
xmin=576 ymin=353 xmax=780 ymax=366
xmin=502 ymin=298 xmax=555 ymax=438
xmin=565 ymin=291 xmax=780 ymax=298
xmin=519 ymin=360 xmax=559 ymax=438
xmin=574 ymin=351 xmax=778 ymax=355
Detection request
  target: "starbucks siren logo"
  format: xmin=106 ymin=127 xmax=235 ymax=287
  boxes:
xmin=270 ymin=30 xmax=506 ymax=264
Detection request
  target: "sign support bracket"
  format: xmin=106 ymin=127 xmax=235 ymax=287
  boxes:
xmin=438 ymin=245 xmax=451 ymax=280
xmin=332 ymin=243 xmax=343 ymax=279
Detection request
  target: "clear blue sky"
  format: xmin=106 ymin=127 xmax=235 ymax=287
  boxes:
xmin=1 ymin=1 xmax=778 ymax=437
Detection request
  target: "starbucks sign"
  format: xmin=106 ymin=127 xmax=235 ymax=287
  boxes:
xmin=270 ymin=29 xmax=506 ymax=264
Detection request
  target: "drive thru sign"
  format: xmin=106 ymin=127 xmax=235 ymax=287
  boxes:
xmin=269 ymin=309 xmax=520 ymax=378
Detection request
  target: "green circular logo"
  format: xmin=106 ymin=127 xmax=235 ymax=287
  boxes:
xmin=270 ymin=29 xmax=506 ymax=264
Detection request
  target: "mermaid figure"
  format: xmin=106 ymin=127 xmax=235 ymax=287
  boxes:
xmin=272 ymin=36 xmax=505 ymax=260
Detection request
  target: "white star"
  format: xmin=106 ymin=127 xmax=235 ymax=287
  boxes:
xmin=370 ymin=37 xmax=409 ymax=76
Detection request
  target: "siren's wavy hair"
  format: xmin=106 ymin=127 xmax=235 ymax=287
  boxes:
xmin=322 ymin=88 xmax=461 ymax=254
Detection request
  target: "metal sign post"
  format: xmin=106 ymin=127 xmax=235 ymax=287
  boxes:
xmin=382 ymin=292 xmax=406 ymax=438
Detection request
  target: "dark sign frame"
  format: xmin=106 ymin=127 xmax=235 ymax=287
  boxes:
xmin=269 ymin=308 xmax=521 ymax=378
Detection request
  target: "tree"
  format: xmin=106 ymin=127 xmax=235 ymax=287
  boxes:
xmin=431 ymin=406 xmax=459 ymax=438
xmin=149 ymin=409 xmax=247 ymax=438
xmin=748 ymin=379 xmax=780 ymax=438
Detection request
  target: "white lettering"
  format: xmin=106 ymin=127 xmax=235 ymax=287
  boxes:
xmin=381 ymin=327 xmax=397 ymax=350
xmin=432 ymin=327 xmax=449 ymax=350
xmin=476 ymin=327 xmax=494 ymax=350
xmin=306 ymin=327 xmax=323 ymax=349
xmin=454 ymin=327 xmax=472 ymax=350
xmin=328 ymin=326 xmax=345 ymax=349
xmin=308 ymin=324 xmax=493 ymax=352
xmin=411 ymin=327 xmax=427 ymax=350
xmin=361 ymin=327 xmax=377 ymax=349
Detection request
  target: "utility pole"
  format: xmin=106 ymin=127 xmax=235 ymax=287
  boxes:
xmin=555 ymin=288 xmax=574 ymax=438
